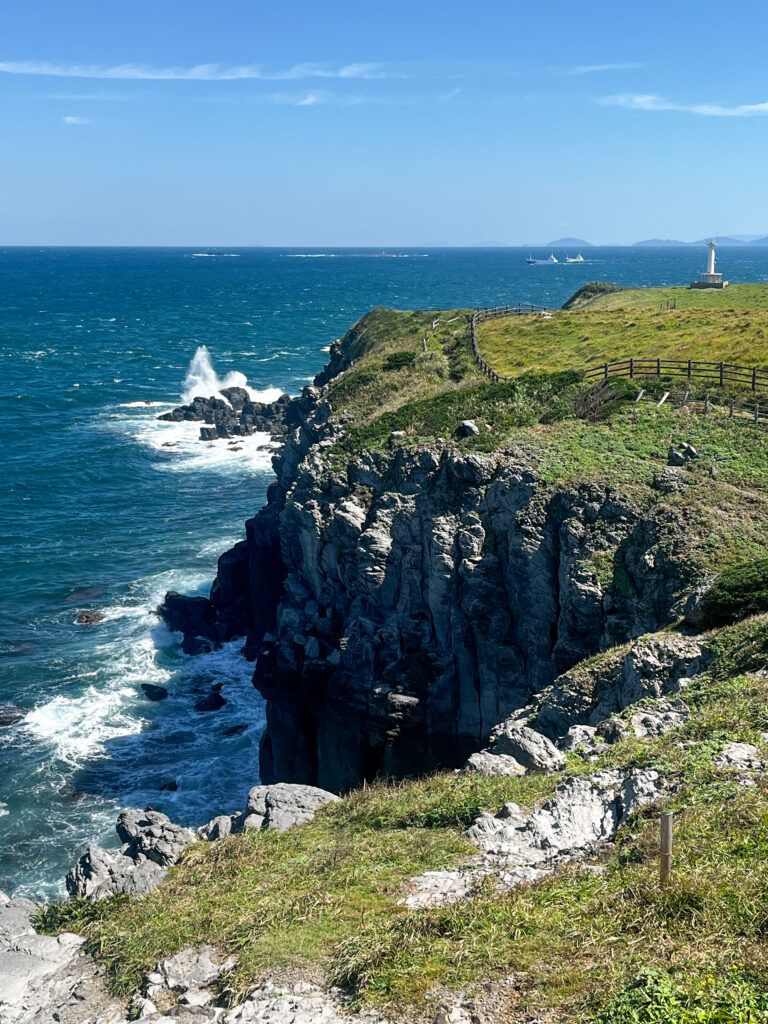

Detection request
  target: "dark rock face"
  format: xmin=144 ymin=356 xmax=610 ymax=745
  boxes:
xmin=172 ymin=431 xmax=700 ymax=793
xmin=159 ymin=354 xmax=700 ymax=793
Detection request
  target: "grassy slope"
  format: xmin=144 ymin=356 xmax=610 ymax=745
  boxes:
xmin=475 ymin=283 xmax=768 ymax=379
xmin=40 ymin=616 xmax=768 ymax=1021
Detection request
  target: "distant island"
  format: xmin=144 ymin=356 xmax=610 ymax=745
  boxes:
xmin=514 ymin=234 xmax=768 ymax=248
xmin=546 ymin=237 xmax=594 ymax=247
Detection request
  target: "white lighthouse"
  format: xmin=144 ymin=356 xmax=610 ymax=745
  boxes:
xmin=690 ymin=238 xmax=729 ymax=289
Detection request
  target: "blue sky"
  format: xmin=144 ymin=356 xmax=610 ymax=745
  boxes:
xmin=2 ymin=0 xmax=768 ymax=245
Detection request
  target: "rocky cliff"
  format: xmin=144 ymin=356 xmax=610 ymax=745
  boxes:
xmin=162 ymin=381 xmax=699 ymax=790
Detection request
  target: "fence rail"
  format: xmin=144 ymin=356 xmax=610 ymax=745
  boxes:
xmin=470 ymin=303 xmax=554 ymax=381
xmin=585 ymin=357 xmax=768 ymax=390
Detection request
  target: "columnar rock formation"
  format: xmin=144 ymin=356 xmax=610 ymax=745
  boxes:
xmin=162 ymin=379 xmax=699 ymax=791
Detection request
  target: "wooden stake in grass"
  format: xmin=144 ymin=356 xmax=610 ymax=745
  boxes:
xmin=660 ymin=811 xmax=674 ymax=888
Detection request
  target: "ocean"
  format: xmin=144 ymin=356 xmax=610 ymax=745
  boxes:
xmin=3 ymin=244 xmax=768 ymax=900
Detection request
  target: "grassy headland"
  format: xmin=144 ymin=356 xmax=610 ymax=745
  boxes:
xmin=38 ymin=282 xmax=768 ymax=1022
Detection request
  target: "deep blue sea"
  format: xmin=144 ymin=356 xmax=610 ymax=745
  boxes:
xmin=3 ymin=245 xmax=768 ymax=900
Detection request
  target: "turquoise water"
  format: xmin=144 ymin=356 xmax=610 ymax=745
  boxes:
xmin=3 ymin=245 xmax=768 ymax=900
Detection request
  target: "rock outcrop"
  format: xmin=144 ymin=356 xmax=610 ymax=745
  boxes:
xmin=158 ymin=386 xmax=325 ymax=445
xmin=66 ymin=809 xmax=196 ymax=901
xmin=0 ymin=891 xmax=91 ymax=1024
xmin=404 ymin=767 xmax=665 ymax=908
xmin=532 ymin=633 xmax=711 ymax=743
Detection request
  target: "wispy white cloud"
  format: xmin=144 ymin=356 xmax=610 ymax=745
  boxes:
xmin=600 ymin=92 xmax=768 ymax=116
xmin=235 ymin=88 xmax=458 ymax=107
xmin=0 ymin=60 xmax=386 ymax=81
xmin=62 ymin=114 xmax=90 ymax=124
xmin=564 ymin=62 xmax=644 ymax=75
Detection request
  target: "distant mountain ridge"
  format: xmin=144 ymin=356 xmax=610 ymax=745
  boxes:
xmin=635 ymin=236 xmax=768 ymax=247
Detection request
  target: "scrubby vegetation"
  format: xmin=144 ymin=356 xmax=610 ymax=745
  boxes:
xmin=695 ymin=557 xmax=768 ymax=628
xmin=561 ymin=281 xmax=626 ymax=310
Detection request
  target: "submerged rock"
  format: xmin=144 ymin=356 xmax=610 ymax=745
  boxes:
xmin=75 ymin=611 xmax=105 ymax=625
xmin=0 ymin=703 xmax=24 ymax=727
xmin=141 ymin=684 xmax=168 ymax=702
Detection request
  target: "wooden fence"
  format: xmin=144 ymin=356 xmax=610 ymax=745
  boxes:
xmin=585 ymin=357 xmax=768 ymax=390
xmin=471 ymin=304 xmax=554 ymax=381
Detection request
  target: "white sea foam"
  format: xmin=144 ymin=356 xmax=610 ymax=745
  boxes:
xmin=181 ymin=345 xmax=282 ymax=405
xmin=119 ymin=400 xmax=166 ymax=408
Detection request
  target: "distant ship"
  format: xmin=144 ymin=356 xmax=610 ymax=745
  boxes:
xmin=526 ymin=253 xmax=559 ymax=265
xmin=565 ymin=253 xmax=585 ymax=263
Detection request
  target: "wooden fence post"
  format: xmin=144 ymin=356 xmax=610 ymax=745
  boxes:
xmin=688 ymin=359 xmax=692 ymax=379
xmin=657 ymin=357 xmax=661 ymax=377
xmin=753 ymin=367 xmax=758 ymax=391
xmin=630 ymin=357 xmax=634 ymax=379
xmin=756 ymin=403 xmax=760 ymax=425
xmin=729 ymin=397 xmax=734 ymax=418
xmin=705 ymin=394 xmax=710 ymax=414
xmin=604 ymin=362 xmax=608 ymax=381
xmin=660 ymin=811 xmax=673 ymax=888
xmin=720 ymin=361 xmax=724 ymax=387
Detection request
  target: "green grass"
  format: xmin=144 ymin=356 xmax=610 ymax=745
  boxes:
xmin=475 ymin=283 xmax=768 ymax=379
xmin=37 ymin=618 xmax=768 ymax=1021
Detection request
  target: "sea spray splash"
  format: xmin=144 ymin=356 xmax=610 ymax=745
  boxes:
xmin=181 ymin=345 xmax=251 ymax=404
xmin=181 ymin=345 xmax=284 ymax=405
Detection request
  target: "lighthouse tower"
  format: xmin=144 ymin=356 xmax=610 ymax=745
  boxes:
xmin=690 ymin=239 xmax=729 ymax=289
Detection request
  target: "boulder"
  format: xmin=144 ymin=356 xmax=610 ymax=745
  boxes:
xmin=66 ymin=809 xmax=196 ymax=900
xmin=245 ymin=782 xmax=340 ymax=831
xmin=462 ymin=750 xmax=526 ymax=777
xmin=150 ymin=945 xmax=229 ymax=994
xmin=456 ymin=419 xmax=480 ymax=438
xmin=198 ymin=783 xmax=340 ymax=840
xmin=560 ymin=724 xmax=606 ymax=755
xmin=194 ymin=690 xmax=227 ymax=713
xmin=489 ymin=723 xmax=566 ymax=773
